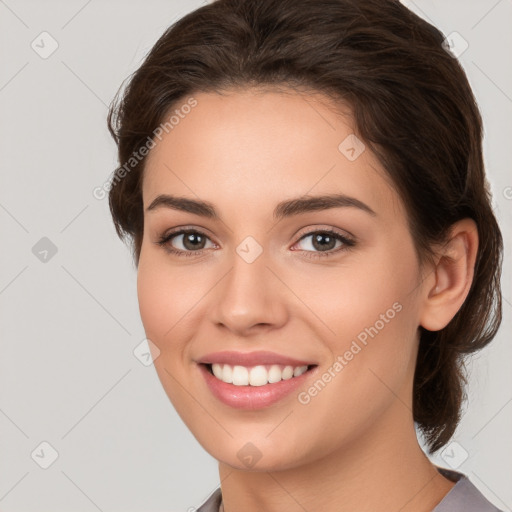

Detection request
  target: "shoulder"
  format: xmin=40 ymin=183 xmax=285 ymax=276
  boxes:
xmin=433 ymin=467 xmax=504 ymax=512
xmin=195 ymin=487 xmax=222 ymax=512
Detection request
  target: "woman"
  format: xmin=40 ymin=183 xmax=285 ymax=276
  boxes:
xmin=106 ymin=0 xmax=504 ymax=510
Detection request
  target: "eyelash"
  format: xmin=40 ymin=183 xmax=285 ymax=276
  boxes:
xmin=156 ymin=227 xmax=356 ymax=259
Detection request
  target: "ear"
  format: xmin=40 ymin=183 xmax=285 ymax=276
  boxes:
xmin=419 ymin=218 xmax=479 ymax=332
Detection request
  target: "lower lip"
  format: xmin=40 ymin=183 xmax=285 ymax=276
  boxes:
xmin=198 ymin=363 xmax=317 ymax=410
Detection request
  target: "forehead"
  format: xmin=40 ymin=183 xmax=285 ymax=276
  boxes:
xmin=142 ymin=88 xmax=404 ymax=222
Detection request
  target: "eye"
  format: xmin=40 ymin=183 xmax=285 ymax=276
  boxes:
xmin=292 ymin=229 xmax=355 ymax=258
xmin=157 ymin=228 xmax=216 ymax=257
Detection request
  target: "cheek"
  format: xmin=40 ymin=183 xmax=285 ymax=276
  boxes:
xmin=296 ymin=243 xmax=418 ymax=340
xmin=291 ymin=270 xmax=418 ymax=455
xmin=136 ymin=250 xmax=200 ymax=345
xmin=135 ymin=256 xmax=194 ymax=366
xmin=137 ymin=261 xmax=170 ymax=344
xmin=136 ymin=255 xmax=194 ymax=406
xmin=300 ymin=242 xmax=420 ymax=397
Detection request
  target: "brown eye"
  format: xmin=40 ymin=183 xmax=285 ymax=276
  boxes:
xmin=157 ymin=229 xmax=215 ymax=257
xmin=293 ymin=229 xmax=356 ymax=258
xmin=178 ymin=231 xmax=208 ymax=251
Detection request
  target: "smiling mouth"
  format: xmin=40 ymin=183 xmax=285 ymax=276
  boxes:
xmin=202 ymin=362 xmax=318 ymax=387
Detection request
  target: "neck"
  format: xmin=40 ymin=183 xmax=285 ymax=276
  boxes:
xmin=217 ymin=402 xmax=455 ymax=512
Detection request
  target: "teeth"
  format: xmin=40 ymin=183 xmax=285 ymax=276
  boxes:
xmin=210 ymin=363 xmax=309 ymax=386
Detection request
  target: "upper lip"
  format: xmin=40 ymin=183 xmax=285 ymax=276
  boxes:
xmin=196 ymin=351 xmax=316 ymax=367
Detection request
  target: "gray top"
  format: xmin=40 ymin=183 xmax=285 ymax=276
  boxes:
xmin=196 ymin=467 xmax=503 ymax=512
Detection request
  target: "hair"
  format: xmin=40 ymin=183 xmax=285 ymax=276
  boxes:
xmin=106 ymin=0 xmax=503 ymax=453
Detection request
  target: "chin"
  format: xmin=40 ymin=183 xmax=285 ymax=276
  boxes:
xmin=197 ymin=434 xmax=314 ymax=473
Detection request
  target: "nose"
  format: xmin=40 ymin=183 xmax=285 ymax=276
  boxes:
xmin=210 ymin=246 xmax=289 ymax=337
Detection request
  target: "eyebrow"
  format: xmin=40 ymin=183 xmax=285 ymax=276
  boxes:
xmin=145 ymin=193 xmax=377 ymax=220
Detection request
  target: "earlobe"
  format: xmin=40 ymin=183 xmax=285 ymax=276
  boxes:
xmin=419 ymin=218 xmax=479 ymax=332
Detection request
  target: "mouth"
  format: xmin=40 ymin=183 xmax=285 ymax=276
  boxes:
xmin=197 ymin=361 xmax=319 ymax=409
xmin=202 ymin=362 xmax=318 ymax=387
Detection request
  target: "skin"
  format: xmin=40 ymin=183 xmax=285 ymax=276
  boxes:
xmin=137 ymin=88 xmax=478 ymax=512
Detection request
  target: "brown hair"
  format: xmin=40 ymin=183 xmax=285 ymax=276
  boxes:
xmin=107 ymin=0 xmax=503 ymax=453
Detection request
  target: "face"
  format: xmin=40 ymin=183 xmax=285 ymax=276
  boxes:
xmin=137 ymin=88 xmax=427 ymax=471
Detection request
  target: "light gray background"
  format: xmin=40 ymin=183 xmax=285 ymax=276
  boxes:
xmin=0 ymin=1 xmax=510 ymax=511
